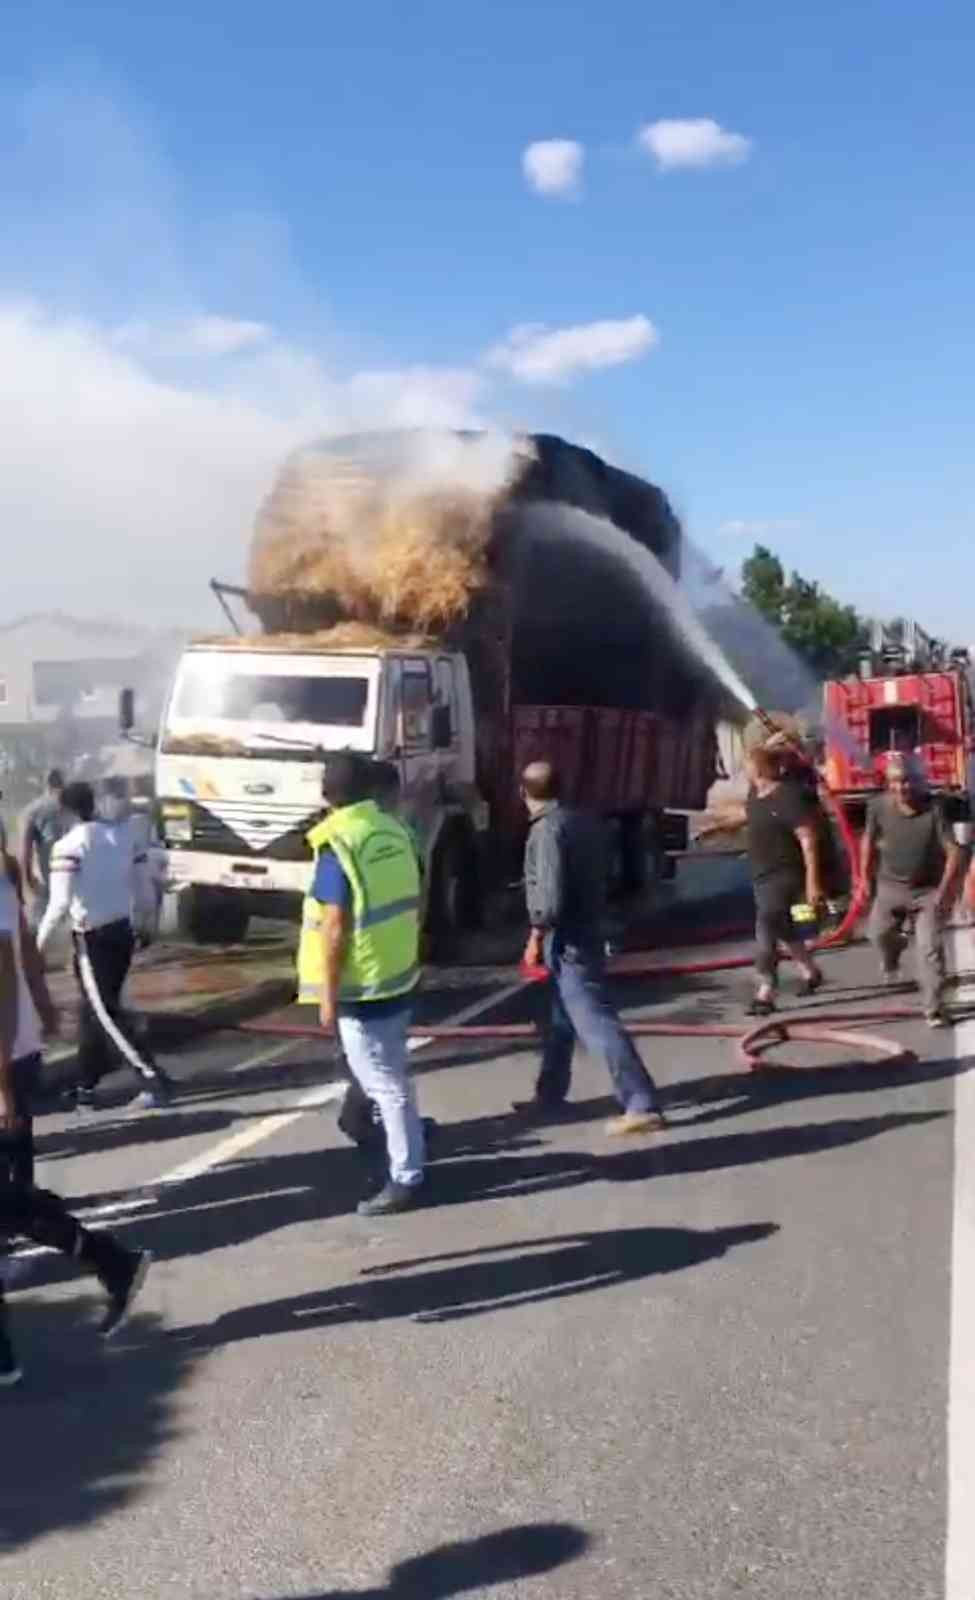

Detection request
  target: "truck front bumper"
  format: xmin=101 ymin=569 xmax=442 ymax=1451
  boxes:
xmin=167 ymin=850 xmax=313 ymax=897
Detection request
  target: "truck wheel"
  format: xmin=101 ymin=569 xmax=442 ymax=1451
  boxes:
xmin=177 ymin=888 xmax=250 ymax=946
xmin=618 ymin=813 xmax=649 ymax=897
xmin=428 ymin=829 xmax=479 ymax=960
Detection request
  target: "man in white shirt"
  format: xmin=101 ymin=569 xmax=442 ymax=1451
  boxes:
xmin=0 ymin=845 xmax=152 ymax=1387
xmin=37 ymin=781 xmax=172 ymax=1112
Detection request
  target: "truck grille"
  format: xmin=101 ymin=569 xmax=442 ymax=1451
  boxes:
xmin=189 ymin=799 xmax=319 ymax=862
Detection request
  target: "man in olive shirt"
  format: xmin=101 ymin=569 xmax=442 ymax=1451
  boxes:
xmin=861 ymin=755 xmax=964 ymax=1024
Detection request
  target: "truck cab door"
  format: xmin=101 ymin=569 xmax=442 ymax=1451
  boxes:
xmin=396 ymin=657 xmax=439 ymax=852
xmin=433 ymin=657 xmax=460 ymax=766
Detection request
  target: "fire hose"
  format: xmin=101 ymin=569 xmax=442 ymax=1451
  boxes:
xmin=241 ymin=768 xmax=922 ymax=1071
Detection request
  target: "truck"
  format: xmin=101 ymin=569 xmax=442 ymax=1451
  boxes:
xmin=822 ymin=619 xmax=973 ymax=827
xmin=132 ymin=432 xmax=719 ymax=951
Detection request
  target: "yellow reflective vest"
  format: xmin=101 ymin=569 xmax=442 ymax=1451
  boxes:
xmin=297 ymin=800 xmax=421 ymax=1006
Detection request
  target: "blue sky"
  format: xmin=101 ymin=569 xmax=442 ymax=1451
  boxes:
xmin=1 ymin=0 xmax=972 ymax=633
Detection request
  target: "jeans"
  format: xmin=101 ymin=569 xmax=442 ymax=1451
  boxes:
xmin=537 ymin=936 xmax=660 ymax=1114
xmin=337 ymin=1003 xmax=425 ymax=1187
xmin=869 ymin=880 xmax=945 ymax=1013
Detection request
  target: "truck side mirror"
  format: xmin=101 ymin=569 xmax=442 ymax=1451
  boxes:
xmin=432 ymin=703 xmax=452 ymax=750
xmin=119 ymin=687 xmax=136 ymax=733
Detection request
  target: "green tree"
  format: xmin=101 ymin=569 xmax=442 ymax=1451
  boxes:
xmin=741 ymin=544 xmax=866 ymax=679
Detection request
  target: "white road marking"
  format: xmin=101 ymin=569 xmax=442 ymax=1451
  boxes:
xmin=156 ymin=978 xmax=531 ymax=1188
xmin=153 ymin=1082 xmax=345 ymax=1188
xmin=17 ymin=976 xmax=531 ymax=1259
xmin=946 ymin=924 xmax=975 ymax=1600
xmin=407 ymin=978 xmax=529 ymax=1054
xmin=228 ymin=1039 xmax=296 ymax=1076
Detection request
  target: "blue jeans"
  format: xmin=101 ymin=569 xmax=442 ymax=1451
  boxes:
xmin=337 ymin=1003 xmax=425 ymax=1187
xmin=536 ymin=937 xmax=660 ymax=1114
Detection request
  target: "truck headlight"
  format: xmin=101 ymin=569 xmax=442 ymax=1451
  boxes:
xmin=161 ymin=804 xmax=192 ymax=844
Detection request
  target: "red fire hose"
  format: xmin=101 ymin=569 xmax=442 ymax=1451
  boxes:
xmin=239 ymin=761 xmax=917 ymax=1072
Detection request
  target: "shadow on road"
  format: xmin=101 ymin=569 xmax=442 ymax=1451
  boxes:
xmin=19 ymin=1099 xmax=944 ymax=1290
xmin=0 ymin=1302 xmax=198 ymax=1553
xmin=254 ymin=1522 xmax=588 ymax=1599
xmin=35 ymin=1106 xmax=246 ymax=1163
xmin=162 ymin=1221 xmax=777 ymax=1347
xmin=602 ymin=1109 xmax=945 ymax=1185
xmin=666 ymin=1053 xmax=962 ymax=1129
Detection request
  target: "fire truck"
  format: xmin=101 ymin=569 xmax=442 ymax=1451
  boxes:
xmin=822 ymin=620 xmax=973 ymax=827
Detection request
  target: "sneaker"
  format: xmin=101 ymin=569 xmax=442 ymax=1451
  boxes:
xmin=0 ymin=1322 xmax=23 ymax=1388
xmin=357 ymin=1180 xmax=425 ymax=1218
xmin=99 ymin=1249 xmax=153 ymax=1338
xmin=604 ymin=1111 xmax=668 ymax=1138
xmin=925 ymin=1010 xmax=949 ymax=1030
xmin=880 ymin=966 xmax=902 ymax=987
xmin=64 ymin=1086 xmax=98 ymax=1114
xmin=127 ymin=1081 xmax=172 ymax=1113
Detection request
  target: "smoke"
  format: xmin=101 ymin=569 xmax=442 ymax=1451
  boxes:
xmin=0 ymin=71 xmax=487 ymax=626
xmin=248 ymin=430 xmax=533 ymax=632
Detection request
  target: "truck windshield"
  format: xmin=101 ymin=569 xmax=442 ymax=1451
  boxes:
xmin=160 ymin=653 xmax=379 ymax=758
xmin=172 ymin=668 xmax=369 ymax=728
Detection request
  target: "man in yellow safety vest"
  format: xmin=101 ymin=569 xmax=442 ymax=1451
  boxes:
xmin=298 ymin=752 xmax=426 ymax=1215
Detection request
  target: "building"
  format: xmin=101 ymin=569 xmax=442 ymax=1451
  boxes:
xmin=0 ymin=613 xmax=185 ymax=809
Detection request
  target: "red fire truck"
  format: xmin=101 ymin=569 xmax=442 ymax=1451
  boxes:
xmin=822 ymin=621 xmax=973 ymax=826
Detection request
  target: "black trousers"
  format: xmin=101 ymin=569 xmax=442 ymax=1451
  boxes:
xmin=753 ymin=872 xmax=812 ymax=983
xmin=0 ymin=1183 xmax=128 ymax=1301
xmin=74 ymin=920 xmax=159 ymax=1091
xmin=0 ymin=1053 xmax=39 ymax=1192
xmin=0 ymin=1050 xmax=127 ymax=1290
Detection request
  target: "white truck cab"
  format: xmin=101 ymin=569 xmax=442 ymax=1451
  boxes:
xmin=154 ymin=641 xmax=484 ymax=945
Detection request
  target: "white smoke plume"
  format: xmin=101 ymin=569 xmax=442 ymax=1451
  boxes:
xmin=0 ymin=72 xmax=487 ymax=627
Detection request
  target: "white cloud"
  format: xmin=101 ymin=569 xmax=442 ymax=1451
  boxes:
xmin=186 ymin=315 xmax=273 ymax=356
xmin=113 ymin=314 xmax=274 ymax=360
xmin=638 ymin=118 xmax=752 ymax=172
xmin=522 ymin=139 xmax=584 ymax=198
xmin=485 ymin=315 xmax=658 ymax=385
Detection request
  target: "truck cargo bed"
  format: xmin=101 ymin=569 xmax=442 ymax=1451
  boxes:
xmin=506 ymin=703 xmax=715 ymax=824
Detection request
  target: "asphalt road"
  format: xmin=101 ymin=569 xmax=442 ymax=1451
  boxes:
xmin=1 ymin=913 xmax=971 ymax=1600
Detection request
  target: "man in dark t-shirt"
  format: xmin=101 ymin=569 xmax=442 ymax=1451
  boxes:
xmin=861 ymin=755 xmax=964 ymax=1024
xmin=743 ymin=747 xmax=826 ymax=1014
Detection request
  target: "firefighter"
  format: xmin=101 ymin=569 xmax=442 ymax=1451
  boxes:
xmin=36 ymin=781 xmax=173 ymax=1111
